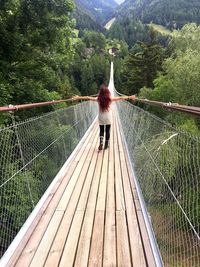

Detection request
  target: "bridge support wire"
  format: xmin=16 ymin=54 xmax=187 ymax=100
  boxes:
xmin=115 ymin=99 xmax=200 ymax=267
xmin=0 ymin=101 xmax=98 ymax=260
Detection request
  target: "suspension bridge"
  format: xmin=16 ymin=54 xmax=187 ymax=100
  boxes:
xmin=0 ymin=63 xmax=199 ymax=267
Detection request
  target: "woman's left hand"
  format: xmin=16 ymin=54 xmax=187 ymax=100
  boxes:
xmin=130 ymin=95 xmax=136 ymax=101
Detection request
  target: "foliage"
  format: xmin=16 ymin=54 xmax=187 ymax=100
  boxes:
xmin=108 ymin=17 xmax=149 ymax=48
xmin=72 ymin=7 xmax=103 ymax=32
xmin=83 ymin=30 xmax=106 ymax=52
xmin=121 ymin=28 xmax=165 ymax=95
xmin=0 ymin=0 xmax=75 ymax=123
xmin=116 ymin=0 xmax=200 ymax=30
xmin=139 ymin=24 xmax=200 ymax=133
xmin=74 ymin=0 xmax=117 ymax=25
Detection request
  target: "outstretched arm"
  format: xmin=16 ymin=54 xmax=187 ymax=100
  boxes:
xmin=112 ymin=95 xmax=136 ymax=102
xmin=72 ymin=95 xmax=97 ymax=101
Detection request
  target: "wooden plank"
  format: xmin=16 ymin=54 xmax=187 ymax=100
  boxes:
xmin=116 ymin=211 xmax=132 ymax=266
xmin=103 ymin=120 xmax=117 ymax=267
xmin=54 ymin=136 xmax=99 ymax=267
xmin=113 ymin=116 xmax=125 ymax=211
xmin=123 ymin=147 xmax=156 ymax=266
xmin=116 ymin=118 xmax=146 ymax=267
xmin=88 ymin=142 xmax=109 ymax=266
xmin=59 ymin=211 xmax=84 ymax=267
xmin=42 ymin=130 xmax=99 ymax=267
xmin=137 ymin=211 xmax=157 ymax=267
xmin=56 ymin=127 xmax=98 ymax=211
xmin=105 ymin=116 xmax=115 ymax=211
xmin=88 ymin=211 xmax=105 ymax=267
xmin=28 ymin=128 xmax=98 ymax=267
xmin=76 ymin=136 xmax=99 ymax=212
xmin=74 ymin=150 xmax=104 ymax=267
xmin=113 ymin=116 xmax=131 ymax=266
xmin=96 ymin=148 xmax=109 ymax=211
xmin=103 ymin=211 xmax=116 ymax=267
xmin=29 ymin=211 xmax=64 ymax=267
xmin=15 ymin=124 xmax=98 ymax=267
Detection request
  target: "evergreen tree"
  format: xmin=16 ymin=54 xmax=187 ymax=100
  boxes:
xmin=0 ymin=0 xmax=75 ymax=122
xmin=122 ymin=28 xmax=165 ymax=94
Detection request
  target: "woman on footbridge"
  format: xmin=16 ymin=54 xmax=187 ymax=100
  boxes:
xmin=72 ymin=83 xmax=136 ymax=151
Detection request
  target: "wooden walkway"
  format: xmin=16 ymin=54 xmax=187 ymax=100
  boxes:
xmin=6 ymin=115 xmax=156 ymax=267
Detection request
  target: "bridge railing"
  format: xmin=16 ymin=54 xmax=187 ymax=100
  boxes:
xmin=116 ymin=100 xmax=200 ymax=267
xmin=0 ymin=101 xmax=97 ymax=258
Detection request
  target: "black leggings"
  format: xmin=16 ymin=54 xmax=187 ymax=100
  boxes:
xmin=99 ymin=125 xmax=111 ymax=141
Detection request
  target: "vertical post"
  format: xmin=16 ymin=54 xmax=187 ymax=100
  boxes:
xmin=11 ymin=113 xmax=35 ymax=209
xmin=55 ymin=108 xmax=68 ymax=159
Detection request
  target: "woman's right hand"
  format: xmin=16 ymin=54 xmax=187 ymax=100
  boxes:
xmin=72 ymin=95 xmax=79 ymax=100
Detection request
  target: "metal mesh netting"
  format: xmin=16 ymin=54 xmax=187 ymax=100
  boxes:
xmin=0 ymin=101 xmax=97 ymax=258
xmin=116 ymin=100 xmax=200 ymax=267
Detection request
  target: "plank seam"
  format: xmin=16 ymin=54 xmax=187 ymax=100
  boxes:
xmin=88 ymin=149 xmax=105 ymax=265
xmin=44 ymin=128 xmax=99 ymax=266
xmin=115 ymin=116 xmax=134 ymax=267
xmin=115 ymin=115 xmax=133 ymax=266
xmin=71 ymin=137 xmax=99 ymax=266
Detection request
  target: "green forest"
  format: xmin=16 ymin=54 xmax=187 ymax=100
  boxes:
xmin=0 ymin=0 xmax=115 ymax=125
xmin=0 ymin=0 xmax=200 ymax=135
xmin=1 ymin=0 xmax=200 ymax=134
xmin=116 ymin=0 xmax=200 ymax=29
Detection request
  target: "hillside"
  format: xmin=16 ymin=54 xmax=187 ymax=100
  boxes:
xmin=73 ymin=7 xmax=103 ymax=32
xmin=115 ymin=0 xmax=200 ymax=29
xmin=74 ymin=0 xmax=118 ymax=25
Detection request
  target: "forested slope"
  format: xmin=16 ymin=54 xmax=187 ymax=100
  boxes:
xmin=75 ymin=0 xmax=118 ymax=25
xmin=116 ymin=0 xmax=200 ymax=29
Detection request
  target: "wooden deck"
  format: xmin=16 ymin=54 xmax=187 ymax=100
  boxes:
xmin=5 ymin=115 xmax=156 ymax=267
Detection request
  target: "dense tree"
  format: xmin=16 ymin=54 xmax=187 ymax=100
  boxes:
xmin=116 ymin=0 xmax=200 ymax=30
xmin=139 ymin=24 xmax=200 ymax=133
xmin=122 ymin=28 xmax=165 ymax=95
xmin=72 ymin=7 xmax=104 ymax=32
xmin=83 ymin=30 xmax=106 ymax=52
xmin=108 ymin=17 xmax=149 ymax=48
xmin=0 ymin=0 xmax=75 ymax=124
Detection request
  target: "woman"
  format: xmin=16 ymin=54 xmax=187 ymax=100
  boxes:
xmin=72 ymin=84 xmax=136 ymax=151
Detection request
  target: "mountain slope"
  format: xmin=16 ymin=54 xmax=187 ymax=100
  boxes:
xmin=73 ymin=6 xmax=103 ymax=32
xmin=75 ymin=0 xmax=118 ymax=25
xmin=116 ymin=0 xmax=200 ymax=29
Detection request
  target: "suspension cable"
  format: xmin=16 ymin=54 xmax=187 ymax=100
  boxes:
xmin=0 ymin=98 xmax=75 ymax=112
xmin=115 ymin=89 xmax=200 ymax=117
xmin=0 ymin=93 xmax=99 ymax=113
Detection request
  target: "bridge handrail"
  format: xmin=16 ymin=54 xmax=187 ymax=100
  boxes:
xmin=115 ymin=89 xmax=200 ymax=117
xmin=0 ymin=98 xmax=75 ymax=112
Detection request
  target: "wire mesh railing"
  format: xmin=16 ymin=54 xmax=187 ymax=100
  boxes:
xmin=116 ymin=100 xmax=200 ymax=267
xmin=0 ymin=101 xmax=97 ymax=258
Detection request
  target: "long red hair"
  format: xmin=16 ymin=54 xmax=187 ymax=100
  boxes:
xmin=97 ymin=84 xmax=112 ymax=112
